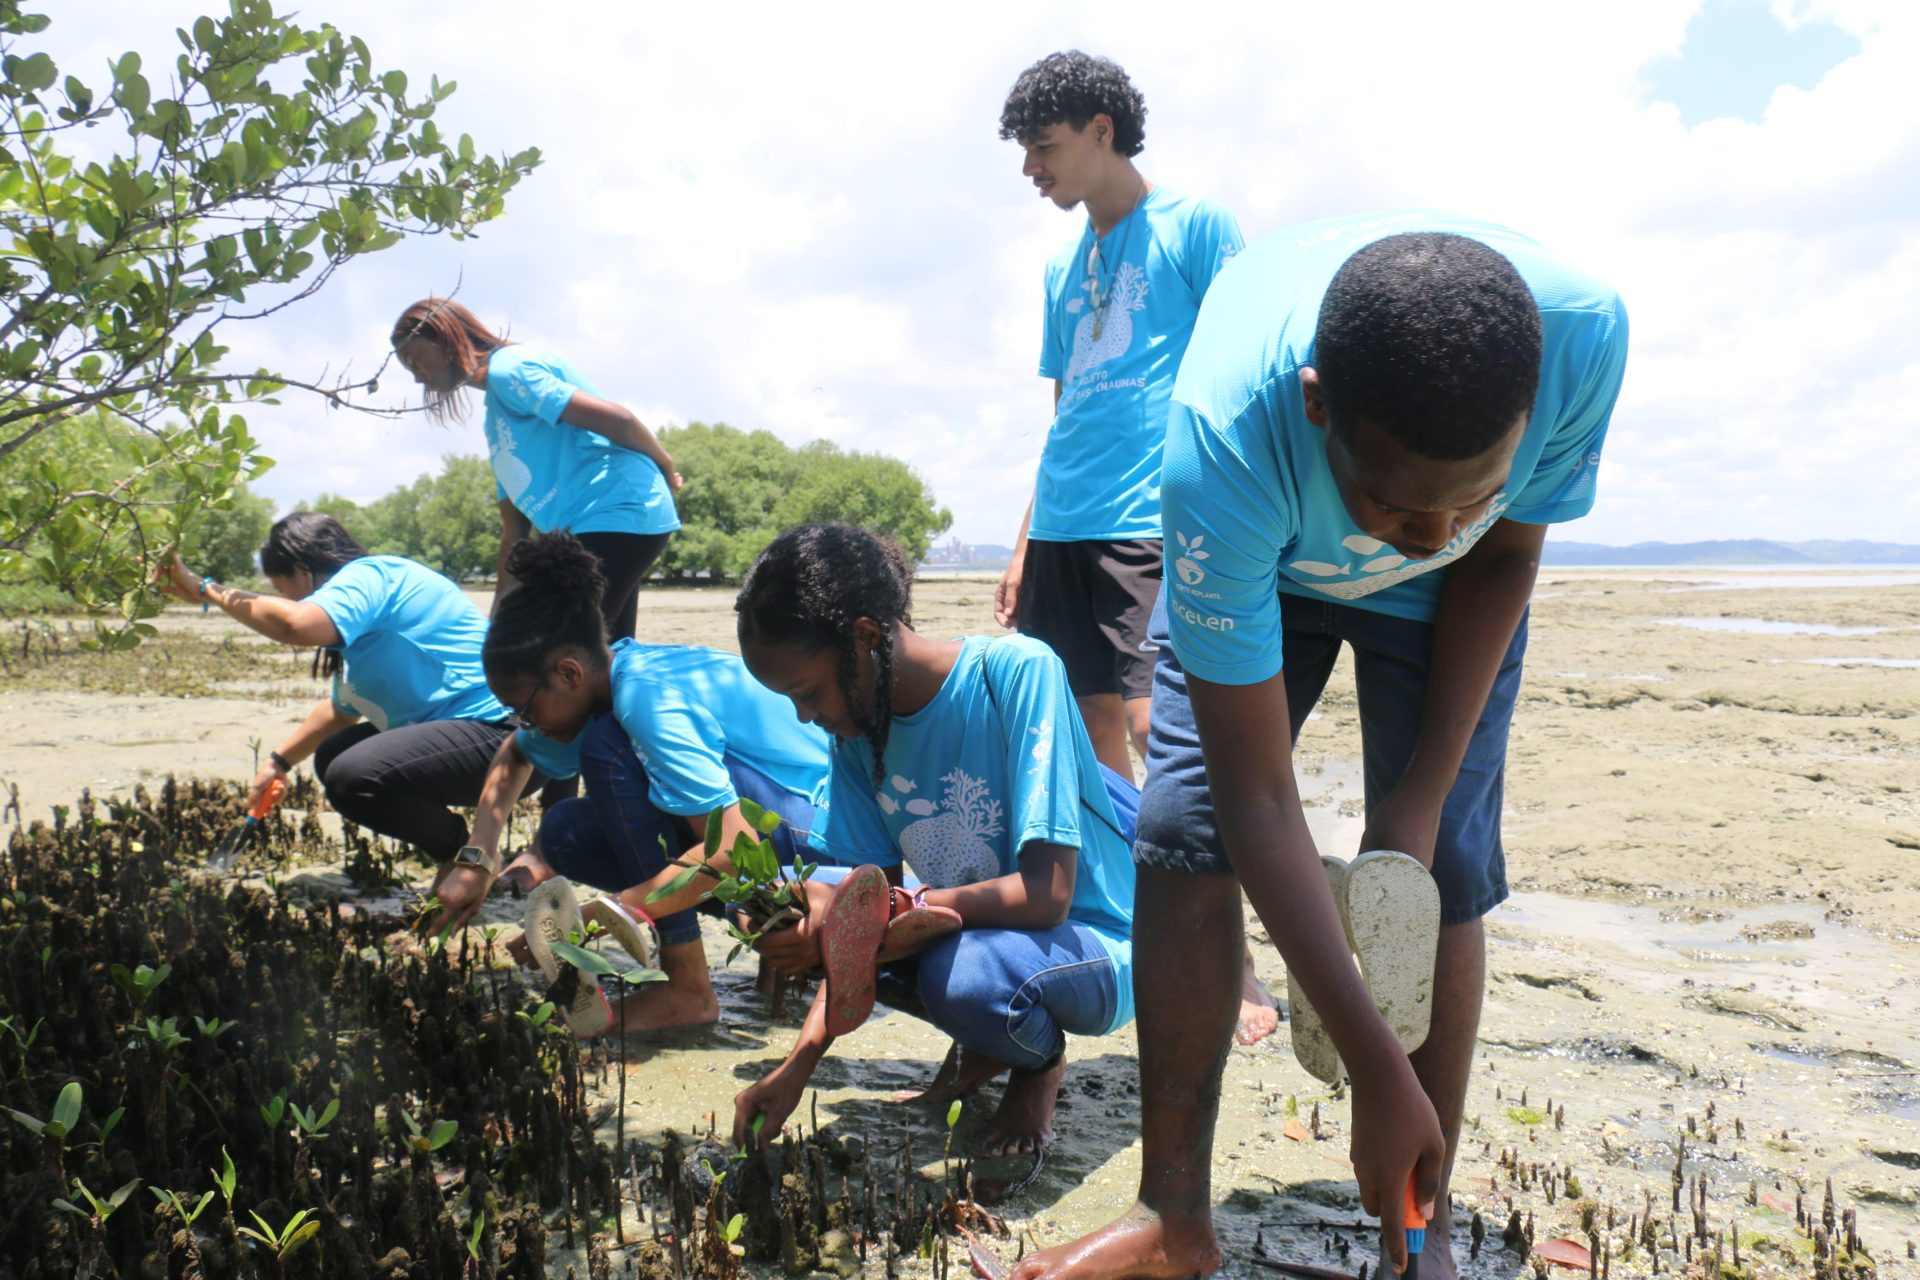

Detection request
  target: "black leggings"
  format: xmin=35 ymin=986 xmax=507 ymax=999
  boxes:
xmin=312 ymin=719 xmax=544 ymax=863
xmin=575 ymin=530 xmax=671 ymax=643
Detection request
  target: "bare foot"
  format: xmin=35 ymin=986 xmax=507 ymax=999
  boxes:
xmin=606 ymin=939 xmax=719 ymax=1032
xmin=978 ymin=1052 xmax=1065 ymax=1156
xmin=893 ymin=1040 xmax=1007 ymax=1106
xmin=1236 ymin=948 xmax=1279 ymax=1046
xmin=1008 ymin=1203 xmax=1222 ymax=1280
xmin=607 ymin=980 xmax=719 ymax=1032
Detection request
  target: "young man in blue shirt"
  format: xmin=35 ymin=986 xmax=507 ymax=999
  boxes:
xmin=993 ymin=50 xmax=1242 ymax=777
xmin=1011 ymin=215 xmax=1629 ymax=1280
xmin=993 ymin=54 xmax=1276 ymax=1042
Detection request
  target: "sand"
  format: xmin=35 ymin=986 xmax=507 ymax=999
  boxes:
xmin=2 ymin=568 xmax=1916 ymax=1277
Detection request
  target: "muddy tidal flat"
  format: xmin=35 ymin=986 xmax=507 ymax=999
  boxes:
xmin=2 ymin=567 xmax=1916 ymax=1278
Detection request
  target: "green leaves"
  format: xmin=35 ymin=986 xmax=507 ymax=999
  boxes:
xmin=108 ymin=961 xmax=170 ymax=1007
xmin=54 ymin=1176 xmax=141 ymax=1222
xmin=238 ymin=1207 xmax=320 ymax=1259
xmin=548 ymin=939 xmax=616 ymax=978
xmin=0 ymin=4 xmax=539 ymax=645
xmin=399 ymin=1109 xmax=457 ymax=1153
xmin=3 ymin=52 xmax=57 ymax=93
xmin=7 ymin=1079 xmax=83 ymax=1140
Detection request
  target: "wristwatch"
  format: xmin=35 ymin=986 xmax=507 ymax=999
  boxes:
xmin=452 ymin=845 xmax=497 ymax=873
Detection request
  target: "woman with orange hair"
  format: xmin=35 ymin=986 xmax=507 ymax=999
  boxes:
xmin=390 ymin=298 xmax=681 ymax=642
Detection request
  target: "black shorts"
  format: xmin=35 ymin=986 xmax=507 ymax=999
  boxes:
xmin=1017 ymin=538 xmax=1162 ymax=701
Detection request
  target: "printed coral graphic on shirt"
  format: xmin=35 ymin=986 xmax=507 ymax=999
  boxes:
xmin=895 ymin=768 xmax=1004 ymax=888
xmin=490 ymin=417 xmax=534 ymax=503
xmin=1288 ymin=500 xmax=1509 ymax=600
xmin=1066 ymin=261 xmax=1149 ymax=383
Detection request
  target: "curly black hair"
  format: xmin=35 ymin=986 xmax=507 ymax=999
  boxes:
xmin=483 ymin=532 xmax=610 ymax=685
xmin=1314 ymin=233 xmax=1543 ymax=461
xmin=734 ymin=525 xmax=914 ymax=786
xmin=998 ymin=51 xmax=1147 ymax=158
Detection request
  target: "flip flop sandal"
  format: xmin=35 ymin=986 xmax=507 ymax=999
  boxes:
xmin=876 ymin=904 xmax=964 ymax=964
xmin=522 ymin=879 xmax=613 ymax=1037
xmin=522 ymin=878 xmax=583 ymax=982
xmin=582 ymin=895 xmax=657 ymax=969
xmin=1288 ymin=854 xmax=1353 ymax=1084
xmin=817 ymin=864 xmax=891 ymax=1036
xmin=1344 ymin=849 xmax=1440 ymax=1055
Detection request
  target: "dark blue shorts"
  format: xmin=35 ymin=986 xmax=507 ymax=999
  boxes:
xmin=1133 ymin=590 xmax=1527 ymax=926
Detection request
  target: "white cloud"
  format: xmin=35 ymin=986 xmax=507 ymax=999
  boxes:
xmin=36 ymin=0 xmax=1920 ymax=546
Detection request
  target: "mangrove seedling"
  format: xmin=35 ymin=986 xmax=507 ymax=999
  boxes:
xmin=108 ymin=961 xmax=171 ymax=1009
xmin=8 ymin=1079 xmax=83 ymax=1141
xmin=400 ymin=1109 xmax=458 ymax=1154
xmin=89 ymin=1106 xmax=125 ymax=1146
xmin=151 ymin=1186 xmax=217 ymax=1227
xmin=193 ymin=1014 xmax=236 ymax=1040
xmin=260 ymin=1094 xmax=286 ymax=1128
xmin=648 ymin=798 xmax=818 ymax=962
xmin=290 ymin=1097 xmax=339 ymax=1141
xmin=465 ymin=1211 xmax=486 ymax=1262
xmin=54 ymin=1175 xmax=142 ymax=1223
xmin=237 ymin=1207 xmax=321 ymax=1261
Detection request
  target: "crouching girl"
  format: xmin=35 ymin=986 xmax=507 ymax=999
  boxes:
xmin=730 ymin=524 xmax=1138 ymax=1156
xmin=429 ymin=532 xmax=836 ymax=1034
xmin=160 ymin=512 xmax=540 ymax=862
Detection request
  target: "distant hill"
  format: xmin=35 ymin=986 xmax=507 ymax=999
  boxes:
xmin=1543 ymin=538 xmax=1920 ymax=565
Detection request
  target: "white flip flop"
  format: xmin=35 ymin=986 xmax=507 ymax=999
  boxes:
xmin=1286 ymin=850 xmax=1440 ymax=1083
xmin=1288 ymin=855 xmax=1352 ymax=1084
xmin=522 ymin=879 xmax=612 ymax=1037
xmin=582 ymin=895 xmax=657 ymax=969
xmin=1344 ymin=849 xmax=1439 ymax=1054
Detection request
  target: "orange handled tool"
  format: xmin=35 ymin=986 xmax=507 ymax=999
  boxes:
xmin=212 ymin=776 xmax=287 ymax=870
xmin=1400 ymin=1175 xmax=1427 ymax=1279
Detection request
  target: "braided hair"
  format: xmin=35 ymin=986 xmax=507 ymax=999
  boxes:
xmin=258 ymin=512 xmax=368 ymax=681
xmin=735 ymin=524 xmax=914 ymax=785
xmin=483 ymin=532 xmax=610 ymax=685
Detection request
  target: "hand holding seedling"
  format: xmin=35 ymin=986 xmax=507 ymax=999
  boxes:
xmin=755 ymin=879 xmax=834 ymax=975
xmin=733 ymin=1071 xmax=802 ymax=1150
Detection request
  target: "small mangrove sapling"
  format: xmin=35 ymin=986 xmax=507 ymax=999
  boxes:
xmin=647 ymin=798 xmax=819 ymax=964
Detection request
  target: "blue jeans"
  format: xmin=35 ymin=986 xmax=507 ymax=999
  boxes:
xmin=1134 ymin=589 xmax=1526 ymax=926
xmin=909 ymin=924 xmax=1120 ymax=1072
xmin=538 ymin=713 xmax=821 ymax=946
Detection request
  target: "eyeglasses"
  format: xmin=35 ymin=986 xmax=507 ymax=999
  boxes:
xmin=506 ymin=675 xmax=550 ymax=731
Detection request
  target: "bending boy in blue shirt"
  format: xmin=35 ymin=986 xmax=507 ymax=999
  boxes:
xmin=1012 ymin=215 xmax=1628 ymax=1280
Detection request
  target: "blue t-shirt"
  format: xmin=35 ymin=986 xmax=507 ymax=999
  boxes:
xmin=483 ymin=345 xmax=680 ymax=537
xmin=515 ymin=640 xmax=832 ymax=845
xmin=305 ymin=556 xmax=508 ymax=730
xmin=820 ymin=635 xmax=1136 ymax=1034
xmin=1163 ymin=211 xmax=1631 ymax=686
xmin=1032 ymin=188 xmax=1244 ymax=542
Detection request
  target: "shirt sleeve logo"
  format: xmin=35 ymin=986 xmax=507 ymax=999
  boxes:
xmin=1173 ymin=530 xmax=1210 ymax=586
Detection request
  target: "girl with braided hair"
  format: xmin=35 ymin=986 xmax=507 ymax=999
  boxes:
xmin=429 ymin=531 xmax=835 ymax=1034
xmin=730 ymin=523 xmax=1140 ymax=1159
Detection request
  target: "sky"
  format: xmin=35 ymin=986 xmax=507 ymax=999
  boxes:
xmin=35 ymin=0 xmax=1920 ymax=548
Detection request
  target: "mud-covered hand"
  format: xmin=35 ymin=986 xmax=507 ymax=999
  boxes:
xmin=1350 ymin=1057 xmax=1443 ymax=1274
xmin=428 ymin=862 xmax=493 ymax=936
xmin=733 ymin=1067 xmax=807 ymax=1149
xmin=1358 ymin=783 xmax=1443 ymax=870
